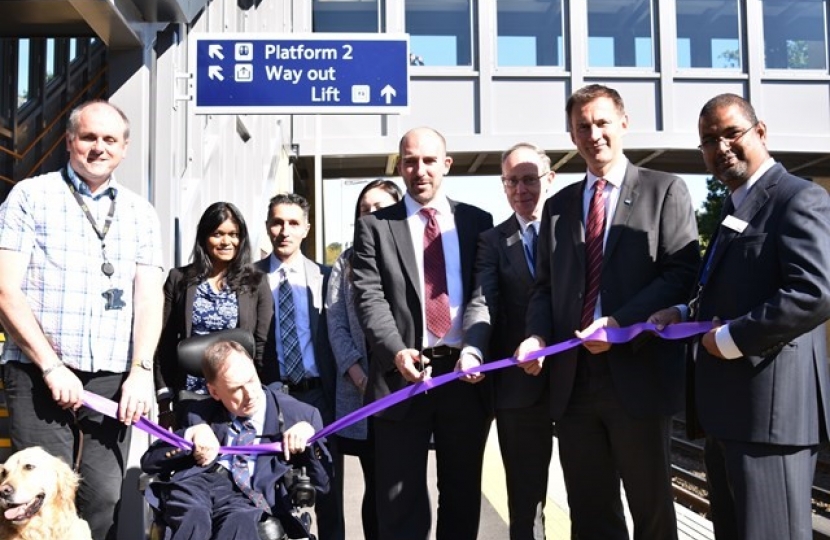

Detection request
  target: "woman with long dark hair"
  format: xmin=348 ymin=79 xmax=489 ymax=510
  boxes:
xmin=325 ymin=179 xmax=402 ymax=540
xmin=154 ymin=202 xmax=272 ymax=426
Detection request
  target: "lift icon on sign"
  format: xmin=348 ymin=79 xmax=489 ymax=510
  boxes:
xmin=352 ymin=85 xmax=371 ymax=104
xmin=235 ymin=64 xmax=253 ymax=82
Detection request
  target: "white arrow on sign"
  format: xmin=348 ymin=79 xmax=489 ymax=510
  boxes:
xmin=208 ymin=44 xmax=224 ymax=60
xmin=208 ymin=65 xmax=224 ymax=81
xmin=380 ymin=85 xmax=396 ymax=104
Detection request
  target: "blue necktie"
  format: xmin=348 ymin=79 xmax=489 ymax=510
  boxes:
xmin=524 ymin=225 xmax=538 ymax=276
xmin=278 ymin=268 xmax=305 ymax=384
xmin=231 ymin=419 xmax=270 ymax=512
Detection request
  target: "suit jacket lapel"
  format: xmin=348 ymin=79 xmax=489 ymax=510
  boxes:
xmin=706 ymin=166 xmax=775 ymax=281
xmin=604 ymin=164 xmax=638 ymax=262
xmin=452 ymin=200 xmax=477 ymax=297
xmin=567 ymin=180 xmax=588 ymax=274
xmin=386 ymin=202 xmax=420 ymax=302
xmin=184 ymin=282 xmax=197 ymax=336
xmin=253 ymin=388 xmax=280 ymax=485
xmin=504 ymin=216 xmax=534 ymax=286
xmin=303 ymin=257 xmax=322 ymax=342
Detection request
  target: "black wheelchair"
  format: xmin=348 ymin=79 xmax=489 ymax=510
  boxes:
xmin=140 ymin=330 xmax=319 ymax=540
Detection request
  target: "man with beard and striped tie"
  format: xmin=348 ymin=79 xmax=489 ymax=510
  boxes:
xmin=516 ymin=85 xmax=700 ymax=540
xmin=352 ymin=127 xmax=493 ymax=540
xmin=255 ymin=193 xmax=344 ymax=540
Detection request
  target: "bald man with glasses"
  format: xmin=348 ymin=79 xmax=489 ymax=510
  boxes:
xmin=462 ymin=142 xmax=554 ymax=539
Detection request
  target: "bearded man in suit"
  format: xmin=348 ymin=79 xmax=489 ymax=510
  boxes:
xmin=352 ymin=126 xmax=494 ymax=540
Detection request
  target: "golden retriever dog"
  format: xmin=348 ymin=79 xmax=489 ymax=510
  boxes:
xmin=0 ymin=446 xmax=91 ymax=540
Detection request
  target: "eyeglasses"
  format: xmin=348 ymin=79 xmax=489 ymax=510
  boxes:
xmin=698 ymin=122 xmax=758 ymax=152
xmin=501 ymin=172 xmax=548 ymax=188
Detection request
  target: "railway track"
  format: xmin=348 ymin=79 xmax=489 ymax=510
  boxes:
xmin=670 ymin=417 xmax=830 ymax=539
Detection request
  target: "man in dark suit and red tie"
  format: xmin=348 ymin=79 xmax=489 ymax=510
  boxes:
xmin=351 ymin=127 xmax=493 ymax=540
xmin=649 ymin=94 xmax=830 ymax=540
xmin=461 ymin=142 xmax=554 ymax=539
xmin=516 ymin=84 xmax=700 ymax=540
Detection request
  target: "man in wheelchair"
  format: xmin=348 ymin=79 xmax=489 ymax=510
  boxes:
xmin=141 ymin=340 xmax=331 ymax=539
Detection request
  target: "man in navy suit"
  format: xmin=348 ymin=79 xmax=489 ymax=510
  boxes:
xmin=352 ymin=127 xmax=494 ymax=540
xmin=141 ymin=340 xmax=330 ymax=539
xmin=462 ymin=142 xmax=554 ymax=539
xmin=650 ymin=94 xmax=830 ymax=540
xmin=517 ymin=85 xmax=700 ymax=540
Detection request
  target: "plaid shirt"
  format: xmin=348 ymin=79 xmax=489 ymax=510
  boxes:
xmin=0 ymin=166 xmax=163 ymax=373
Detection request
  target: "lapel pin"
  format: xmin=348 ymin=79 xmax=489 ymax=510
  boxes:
xmin=624 ymin=198 xmax=632 ymax=205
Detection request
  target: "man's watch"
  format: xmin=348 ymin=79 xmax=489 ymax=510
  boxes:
xmin=132 ymin=358 xmax=152 ymax=371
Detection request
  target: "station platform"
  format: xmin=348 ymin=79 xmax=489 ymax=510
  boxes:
xmin=340 ymin=424 xmax=714 ymax=539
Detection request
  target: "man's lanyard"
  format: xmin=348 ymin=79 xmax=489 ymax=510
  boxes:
xmin=61 ymin=167 xmax=117 ymax=277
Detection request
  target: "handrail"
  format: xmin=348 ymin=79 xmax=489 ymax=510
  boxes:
xmin=0 ymin=67 xmax=108 ymax=161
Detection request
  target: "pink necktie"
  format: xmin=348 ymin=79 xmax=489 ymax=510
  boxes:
xmin=420 ymin=208 xmax=451 ymax=338
xmin=580 ymin=178 xmax=607 ymax=330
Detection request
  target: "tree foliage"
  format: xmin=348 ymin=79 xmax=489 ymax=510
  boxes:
xmin=696 ymin=176 xmax=729 ymax=248
xmin=325 ymin=242 xmax=343 ymax=266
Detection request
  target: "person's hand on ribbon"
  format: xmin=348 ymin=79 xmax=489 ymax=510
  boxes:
xmin=42 ymin=361 xmax=85 ymax=410
xmin=576 ymin=316 xmax=619 ymax=354
xmin=515 ymin=335 xmax=546 ymax=376
xmin=283 ymin=421 xmax=315 ymax=461
xmin=187 ymin=424 xmax=220 ymax=466
xmin=395 ymin=348 xmax=431 ymax=383
xmin=456 ymin=352 xmax=484 ymax=384
xmin=647 ymin=307 xmax=682 ymax=330
xmin=700 ymin=317 xmax=725 ymax=359
xmin=118 ymin=365 xmax=154 ymax=425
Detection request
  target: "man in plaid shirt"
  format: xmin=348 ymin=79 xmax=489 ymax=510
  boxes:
xmin=0 ymin=100 xmax=164 ymax=540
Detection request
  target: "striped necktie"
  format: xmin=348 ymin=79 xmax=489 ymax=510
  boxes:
xmin=230 ymin=419 xmax=270 ymax=512
xmin=278 ymin=268 xmax=305 ymax=384
xmin=580 ymin=178 xmax=607 ymax=330
xmin=420 ymin=207 xmax=451 ymax=337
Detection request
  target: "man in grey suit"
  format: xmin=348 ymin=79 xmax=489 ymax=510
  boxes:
xmin=255 ymin=193 xmax=344 ymax=540
xmin=516 ymin=84 xmax=700 ymax=540
xmin=352 ymin=127 xmax=494 ymax=540
xmin=462 ymin=142 xmax=554 ymax=540
xmin=649 ymin=94 xmax=830 ymax=540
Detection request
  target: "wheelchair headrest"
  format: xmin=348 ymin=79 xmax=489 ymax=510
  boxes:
xmin=176 ymin=329 xmax=256 ymax=378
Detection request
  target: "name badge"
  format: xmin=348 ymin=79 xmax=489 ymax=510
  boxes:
xmin=722 ymin=215 xmax=748 ymax=233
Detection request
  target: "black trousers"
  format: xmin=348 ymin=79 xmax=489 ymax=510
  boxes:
xmin=557 ymin=352 xmax=677 ymax=540
xmin=3 ymin=362 xmax=131 ymax=540
xmin=374 ymin=353 xmax=490 ymax=540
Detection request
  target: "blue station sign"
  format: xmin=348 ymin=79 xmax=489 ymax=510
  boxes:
xmin=190 ymin=33 xmax=410 ymax=115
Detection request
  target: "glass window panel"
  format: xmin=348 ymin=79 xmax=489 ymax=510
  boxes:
xmin=46 ymin=39 xmax=56 ymax=82
xmin=496 ymin=0 xmax=564 ymax=67
xmin=313 ymin=0 xmax=382 ymax=32
xmin=69 ymin=38 xmax=78 ymax=62
xmin=17 ymin=39 xmax=30 ymax=108
xmin=676 ymin=0 xmax=741 ymax=70
xmin=587 ymin=0 xmax=653 ymax=68
xmin=406 ymin=0 xmax=473 ymax=66
xmin=763 ymin=0 xmax=827 ymax=70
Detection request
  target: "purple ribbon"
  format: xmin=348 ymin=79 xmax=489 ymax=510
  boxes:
xmin=82 ymin=320 xmax=711 ymax=456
